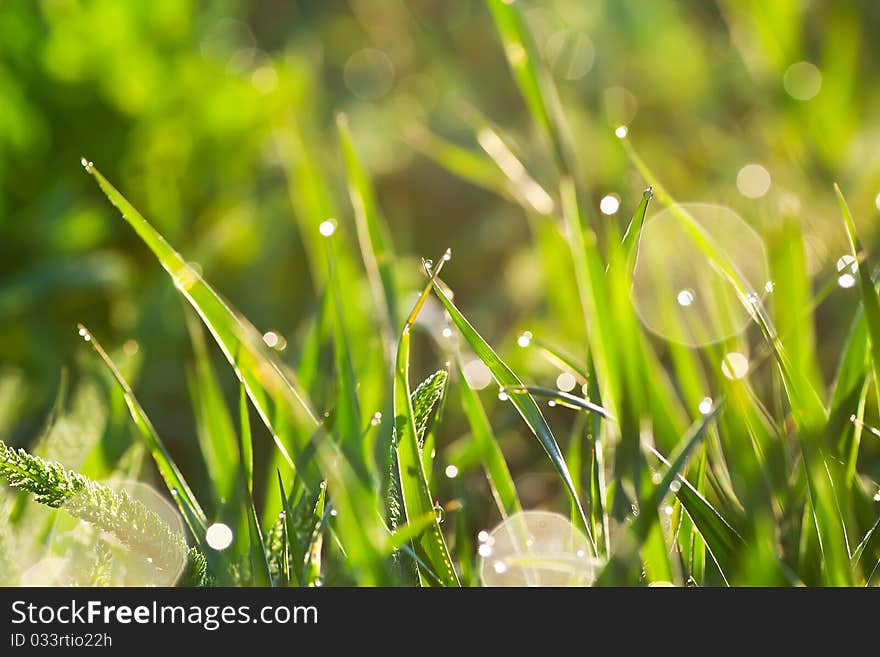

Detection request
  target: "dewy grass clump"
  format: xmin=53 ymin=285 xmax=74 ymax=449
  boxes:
xmin=2 ymin=1 xmax=880 ymax=588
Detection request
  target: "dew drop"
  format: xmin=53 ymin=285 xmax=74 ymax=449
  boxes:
xmin=517 ymin=331 xmax=533 ymax=348
xmin=433 ymin=503 xmax=445 ymax=524
xmin=669 ymin=480 xmax=681 ymax=493
xmin=441 ymin=327 xmax=454 ymax=339
xmin=663 ymin=505 xmax=674 ymax=516
xmin=548 ymin=400 xmax=557 ymax=407
xmin=764 ymin=281 xmax=775 ymax=294
xmin=80 ymin=157 xmax=94 ymax=172
xmin=614 ymin=125 xmax=628 ymax=139
xmin=498 ymin=391 xmax=509 ymax=402
xmin=478 ymin=543 xmax=493 ymax=558
xmin=676 ymin=289 xmax=695 ymax=307
xmin=838 ymin=273 xmax=857 ymax=289
xmin=330 ymin=508 xmax=338 ymax=517
xmin=493 ymin=561 xmax=508 ymax=574
xmin=445 ymin=464 xmax=459 ymax=479
xmin=319 ymin=219 xmax=337 ymax=237
xmin=698 ymin=397 xmax=713 ymax=415
xmin=746 ymin=292 xmax=760 ymax=305
xmin=370 ymin=411 xmax=382 ymax=427
xmin=478 ymin=530 xmax=490 ymax=543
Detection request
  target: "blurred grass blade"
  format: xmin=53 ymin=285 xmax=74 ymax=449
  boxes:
xmin=324 ymin=233 xmax=365 ymax=477
xmin=185 ymin=312 xmax=239 ymax=504
xmin=432 ymin=276 xmax=595 ymax=553
xmin=84 ymin=164 xmax=322 ymax=487
xmin=77 ymin=325 xmax=207 ymax=539
xmin=457 ymin=358 xmax=521 ymax=519
xmin=835 ymin=183 xmax=880 ymax=411
xmin=485 ymin=0 xmax=570 ymax=172
xmin=393 ymin=254 xmax=459 ymax=586
xmin=337 ymin=113 xmax=399 ymax=357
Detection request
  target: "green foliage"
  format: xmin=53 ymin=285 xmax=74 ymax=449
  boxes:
xmin=3 ymin=0 xmax=880 ymax=589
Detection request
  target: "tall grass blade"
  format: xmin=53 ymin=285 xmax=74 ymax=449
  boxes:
xmin=432 ymin=275 xmax=595 ymax=553
xmin=83 ymin=164 xmax=322 ymax=488
xmin=393 ymin=253 xmax=459 ymax=586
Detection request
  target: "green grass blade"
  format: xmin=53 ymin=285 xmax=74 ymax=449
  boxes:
xmin=337 ymin=113 xmax=399 ymax=356
xmin=646 ymin=443 xmax=744 ymax=577
xmin=83 ymin=164 xmax=322 ymax=488
xmin=77 ymin=325 xmax=207 ymax=538
xmin=432 ymin=276 xmax=595 ymax=553
xmin=239 ymin=384 xmax=271 ymax=586
xmin=393 ymin=254 xmax=459 ymax=586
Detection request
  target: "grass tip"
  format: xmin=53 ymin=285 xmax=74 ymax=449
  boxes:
xmin=80 ymin=157 xmax=94 ymax=172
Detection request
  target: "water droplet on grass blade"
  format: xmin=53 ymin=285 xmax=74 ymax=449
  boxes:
xmin=698 ymin=397 xmax=713 ymax=415
xmin=479 ymin=511 xmax=601 ymax=587
xmin=632 ymin=203 xmax=769 ymax=347
xmin=517 ymin=331 xmax=533 ymax=348
xmin=319 ymin=219 xmax=337 ymax=237
xmin=615 ymin=125 xmax=628 ymax=138
xmin=445 ymin=464 xmax=459 ymax=479
xmin=370 ymin=411 xmax=382 ymax=426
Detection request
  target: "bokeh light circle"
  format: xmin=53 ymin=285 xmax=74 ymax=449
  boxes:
xmin=24 ymin=480 xmax=191 ymax=587
xmin=478 ymin=510 xmax=602 ymax=587
xmin=632 ymin=203 xmax=770 ymax=347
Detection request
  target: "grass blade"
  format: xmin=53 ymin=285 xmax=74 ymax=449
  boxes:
xmin=83 ymin=163 xmax=322 ymax=488
xmin=835 ymin=183 xmax=880 ymax=412
xmin=337 ymin=113 xmax=399 ymax=358
xmin=432 ymin=275 xmax=595 ymax=553
xmin=393 ymin=253 xmax=459 ymax=586
xmin=77 ymin=325 xmax=207 ymax=538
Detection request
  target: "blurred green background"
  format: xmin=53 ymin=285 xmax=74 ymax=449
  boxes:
xmin=2 ymin=0 xmax=880 ymax=503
